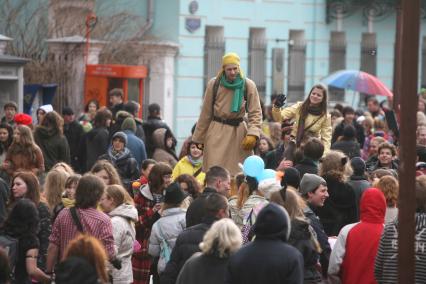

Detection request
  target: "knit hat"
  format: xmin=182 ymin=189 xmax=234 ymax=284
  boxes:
xmin=258 ymin=179 xmax=281 ymax=200
xmin=253 ymin=203 xmax=291 ymax=241
xmin=38 ymin=104 xmax=53 ymax=114
xmin=222 ymin=52 xmax=240 ymax=67
xmin=54 ymin=256 xmax=99 ymax=284
xmin=164 ymin=182 xmax=186 ymax=205
xmin=351 ymin=157 xmax=366 ymax=176
xmin=281 ymin=167 xmax=301 ymax=188
xmin=121 ymin=117 xmax=137 ymax=133
xmin=299 ymin=173 xmax=327 ymax=195
xmin=62 ymin=106 xmax=74 ymax=116
xmin=14 ymin=113 xmax=32 ymax=126
xmin=112 ymin=131 xmax=127 ymax=146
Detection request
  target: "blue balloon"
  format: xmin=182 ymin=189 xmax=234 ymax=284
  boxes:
xmin=243 ymin=156 xmax=265 ymax=177
xmin=257 ymin=169 xmax=277 ymax=182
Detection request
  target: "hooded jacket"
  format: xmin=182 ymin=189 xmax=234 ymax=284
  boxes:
xmin=152 ymin=128 xmax=178 ymax=168
xmin=226 ymin=204 xmax=304 ymax=284
xmin=328 ymin=188 xmax=386 ymax=284
xmin=108 ymin=203 xmax=138 ymax=284
xmin=148 ymin=207 xmax=186 ymax=273
xmin=34 ymin=126 xmax=70 ymax=171
xmin=143 ymin=116 xmax=173 ymax=158
xmin=99 ymin=147 xmax=139 ymax=188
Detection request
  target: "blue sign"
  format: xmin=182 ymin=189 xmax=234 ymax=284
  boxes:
xmin=185 ymin=17 xmax=201 ymax=33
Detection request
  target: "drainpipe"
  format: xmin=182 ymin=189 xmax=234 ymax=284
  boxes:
xmin=311 ymin=0 xmax=317 ymax=87
xmin=139 ymin=0 xmax=154 ymax=38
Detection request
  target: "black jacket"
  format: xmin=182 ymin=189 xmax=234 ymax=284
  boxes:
xmin=83 ymin=127 xmax=109 ymax=172
xmin=315 ymin=176 xmax=357 ymax=236
xmin=185 ymin=187 xmax=217 ymax=227
xmin=264 ymin=143 xmax=285 ymax=170
xmin=64 ymin=120 xmax=84 ymax=172
xmin=347 ymin=175 xmax=371 ymax=220
xmin=294 ymin=158 xmax=318 ymax=178
xmin=331 ymin=140 xmax=361 ymax=159
xmin=304 ymin=204 xmax=331 ymax=278
xmin=226 ymin=204 xmax=304 ymax=284
xmin=142 ymin=116 xmax=172 ymax=158
xmin=99 ymin=148 xmax=139 ymax=188
xmin=0 ymin=177 xmax=8 ymax=224
xmin=34 ymin=126 xmax=70 ymax=172
xmin=160 ymin=217 xmax=216 ymax=284
xmin=288 ymin=219 xmax=322 ymax=283
xmin=176 ymin=252 xmax=230 ymax=284
xmin=332 ymin=121 xmax=365 ymax=147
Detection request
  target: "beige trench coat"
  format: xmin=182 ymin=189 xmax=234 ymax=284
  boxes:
xmin=192 ymin=77 xmax=262 ymax=175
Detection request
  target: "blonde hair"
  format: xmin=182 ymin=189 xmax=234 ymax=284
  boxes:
xmin=319 ymin=150 xmax=353 ymax=182
xmin=44 ymin=168 xmax=70 ymax=212
xmin=104 ymin=184 xmax=134 ymax=206
xmin=63 ymin=235 xmax=109 ymax=283
xmin=199 ymin=218 xmax=242 ymax=258
xmin=270 ymin=187 xmax=306 ymax=221
xmin=373 ymin=175 xmax=399 ymax=207
xmin=51 ymin=162 xmax=75 ymax=175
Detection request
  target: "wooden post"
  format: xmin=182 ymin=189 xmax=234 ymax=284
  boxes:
xmin=392 ymin=2 xmax=402 ymax=111
xmin=397 ymin=0 xmax=420 ymax=283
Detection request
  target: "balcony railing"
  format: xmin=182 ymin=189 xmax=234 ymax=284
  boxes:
xmin=326 ymin=0 xmax=426 ymax=23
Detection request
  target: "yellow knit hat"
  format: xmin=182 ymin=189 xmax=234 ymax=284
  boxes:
xmin=222 ymin=52 xmax=240 ymax=67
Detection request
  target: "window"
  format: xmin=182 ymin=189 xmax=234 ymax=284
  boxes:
xmin=329 ymin=31 xmax=346 ymax=103
xmin=204 ymin=26 xmax=225 ymax=91
xmin=287 ymin=30 xmax=306 ymax=103
xmin=248 ymin=28 xmax=267 ymax=99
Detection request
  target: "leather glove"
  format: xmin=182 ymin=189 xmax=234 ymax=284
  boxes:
xmin=274 ymin=94 xmax=287 ymax=108
xmin=241 ymin=135 xmax=257 ymax=151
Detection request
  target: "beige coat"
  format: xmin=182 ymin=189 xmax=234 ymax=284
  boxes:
xmin=192 ymin=77 xmax=262 ymax=175
xmin=272 ymin=102 xmax=332 ymax=152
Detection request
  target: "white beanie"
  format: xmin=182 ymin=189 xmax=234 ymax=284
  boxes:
xmin=258 ymin=179 xmax=281 ymax=200
xmin=39 ymin=104 xmax=53 ymax=114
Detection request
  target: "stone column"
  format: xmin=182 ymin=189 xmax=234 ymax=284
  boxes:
xmin=0 ymin=34 xmax=12 ymax=55
xmin=46 ymin=36 xmax=104 ymax=113
xmin=136 ymin=41 xmax=179 ymax=128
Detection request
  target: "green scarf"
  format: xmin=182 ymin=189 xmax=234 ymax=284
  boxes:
xmin=220 ymin=74 xmax=245 ymax=113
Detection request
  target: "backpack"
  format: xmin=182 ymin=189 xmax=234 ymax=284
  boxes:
xmin=0 ymin=234 xmax=19 ymax=279
xmin=158 ymin=225 xmax=172 ymax=263
xmin=241 ymin=209 xmax=254 ymax=244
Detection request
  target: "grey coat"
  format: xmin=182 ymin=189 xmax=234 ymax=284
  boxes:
xmin=149 ymin=208 xmax=186 ymax=273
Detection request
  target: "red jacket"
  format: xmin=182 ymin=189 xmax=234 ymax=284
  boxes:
xmin=328 ymin=188 xmax=386 ymax=284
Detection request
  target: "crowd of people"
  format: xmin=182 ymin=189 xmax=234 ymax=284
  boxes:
xmin=0 ymin=52 xmax=425 ymax=284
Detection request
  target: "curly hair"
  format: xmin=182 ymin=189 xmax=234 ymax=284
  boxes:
xmin=8 ymin=125 xmax=39 ymax=164
xmin=373 ymin=175 xmax=399 ymax=207
xmin=63 ymin=235 xmax=109 ymax=283
xmin=175 ymin=174 xmax=201 ymax=199
xmin=2 ymin=198 xmax=40 ymax=237
xmin=40 ymin=111 xmax=64 ymax=135
xmin=319 ymin=150 xmax=353 ymax=182
xmin=199 ymin=218 xmax=242 ymax=258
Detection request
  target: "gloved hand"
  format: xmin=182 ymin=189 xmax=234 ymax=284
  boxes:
xmin=274 ymin=94 xmax=287 ymax=108
xmin=241 ymin=135 xmax=257 ymax=151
